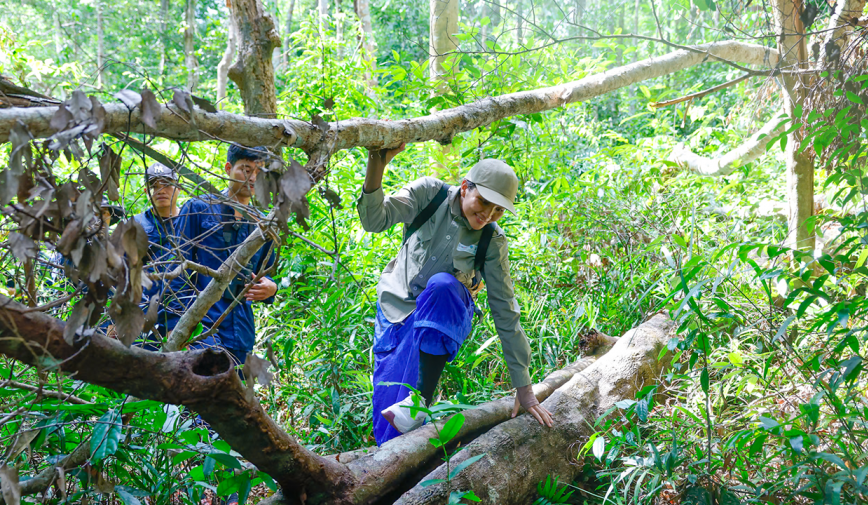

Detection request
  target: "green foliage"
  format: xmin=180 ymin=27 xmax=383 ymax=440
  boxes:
xmin=2 ymin=0 xmax=855 ymax=502
xmin=534 ymin=475 xmax=575 ymax=505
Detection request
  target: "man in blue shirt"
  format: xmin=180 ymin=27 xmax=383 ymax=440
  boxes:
xmin=181 ymin=145 xmax=278 ymax=364
xmin=131 ymin=163 xmax=192 ymax=350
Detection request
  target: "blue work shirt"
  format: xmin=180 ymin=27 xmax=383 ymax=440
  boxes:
xmin=133 ymin=208 xmax=195 ymax=335
xmin=180 ymin=195 xmax=277 ymax=353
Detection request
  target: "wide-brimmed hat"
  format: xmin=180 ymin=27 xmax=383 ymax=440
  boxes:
xmin=466 ymin=159 xmax=518 ymax=214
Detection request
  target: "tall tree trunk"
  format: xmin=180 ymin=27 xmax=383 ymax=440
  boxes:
xmin=96 ymin=0 xmax=106 ymax=88
xmin=481 ymin=1 xmax=500 ymax=50
xmin=354 ymin=0 xmax=378 ymax=89
xmin=821 ymin=0 xmax=867 ymax=64
xmin=185 ymin=0 xmax=199 ymax=91
xmin=617 ymin=5 xmax=625 ymax=65
xmin=228 ymin=0 xmax=282 ymax=117
xmin=53 ymin=10 xmax=62 ymax=61
xmin=632 ymin=0 xmax=640 ymax=61
xmin=159 ymin=0 xmax=169 ymax=76
xmin=318 ymin=0 xmax=329 ymax=37
xmin=429 ymin=0 xmax=459 ymax=82
xmin=774 ymin=0 xmax=814 ymax=251
xmin=278 ymin=0 xmax=295 ymax=71
xmin=217 ymin=0 xmax=238 ymax=107
xmin=516 ymin=0 xmax=523 ymax=46
xmin=285 ymin=0 xmax=295 ymax=41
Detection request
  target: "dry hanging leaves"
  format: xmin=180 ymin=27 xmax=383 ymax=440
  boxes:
xmin=319 ymin=187 xmax=342 ymax=209
xmin=108 ymin=298 xmax=145 ymax=347
xmin=99 ymin=145 xmax=122 ymax=202
xmin=114 ymin=89 xmax=142 ymax=110
xmin=242 ymin=353 xmax=274 ymax=401
xmin=172 ymin=88 xmax=193 ymax=114
xmin=139 ymin=88 xmax=161 ymax=129
xmin=63 ymin=298 xmax=92 ymax=345
xmin=8 ymin=232 xmax=37 ymax=262
xmin=50 ymin=104 xmax=73 ymax=132
xmin=69 ymin=90 xmax=92 ymax=123
xmin=191 ymin=94 xmax=218 ymax=113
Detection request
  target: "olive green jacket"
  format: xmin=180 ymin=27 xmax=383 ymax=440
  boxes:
xmin=357 ymin=176 xmax=532 ymax=388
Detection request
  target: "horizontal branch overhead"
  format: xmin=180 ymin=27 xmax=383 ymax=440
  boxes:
xmin=0 ymin=41 xmax=779 ymax=151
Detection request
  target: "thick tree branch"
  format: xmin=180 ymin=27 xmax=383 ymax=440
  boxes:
xmin=670 ymin=112 xmax=787 ymax=176
xmin=0 ymin=42 xmax=779 ymax=151
xmin=0 ymin=295 xmax=355 ymax=505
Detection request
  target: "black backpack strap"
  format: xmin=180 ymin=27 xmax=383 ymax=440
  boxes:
xmin=403 ymin=183 xmax=450 ymax=245
xmin=474 ymin=224 xmax=495 ymax=272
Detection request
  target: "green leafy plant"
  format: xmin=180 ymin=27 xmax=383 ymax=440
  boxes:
xmin=532 ymin=475 xmax=574 ymax=504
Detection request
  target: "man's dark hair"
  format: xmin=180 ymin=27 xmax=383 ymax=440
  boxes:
xmin=227 ymin=145 xmax=269 ymax=166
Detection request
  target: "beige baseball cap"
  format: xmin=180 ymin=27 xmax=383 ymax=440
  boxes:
xmin=466 ymin=159 xmax=518 ymax=214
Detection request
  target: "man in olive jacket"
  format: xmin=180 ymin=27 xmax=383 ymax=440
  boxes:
xmin=357 ymin=144 xmax=553 ymax=445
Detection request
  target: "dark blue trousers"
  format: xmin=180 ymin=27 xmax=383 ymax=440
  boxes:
xmin=372 ymin=273 xmax=475 ymax=445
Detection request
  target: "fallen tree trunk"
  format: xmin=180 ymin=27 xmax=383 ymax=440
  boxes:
xmin=0 ymin=41 xmax=778 ymax=150
xmin=394 ymin=313 xmax=675 ymax=505
xmin=342 ymin=331 xmax=620 ymax=504
xmin=0 ymin=293 xmax=626 ymax=505
xmin=670 ymin=112 xmax=786 ymax=176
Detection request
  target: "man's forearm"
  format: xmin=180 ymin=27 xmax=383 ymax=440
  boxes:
xmin=364 ymin=151 xmax=387 ymax=193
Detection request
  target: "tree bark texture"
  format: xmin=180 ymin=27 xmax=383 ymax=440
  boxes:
xmin=0 ymin=41 xmax=780 ymax=152
xmin=516 ymin=0 xmax=523 ymax=47
xmin=354 ymin=0 xmax=378 ymax=88
xmin=394 ymin=313 xmax=675 ymax=505
xmin=217 ymin=0 xmax=238 ymax=107
xmin=318 ymin=0 xmax=329 ymax=36
xmin=670 ymin=112 xmax=787 ymax=176
xmin=159 ymin=0 xmax=169 ymax=76
xmin=430 ymin=0 xmax=459 ymax=82
xmin=185 ymin=0 xmax=199 ymax=91
xmin=0 ymin=295 xmax=355 ymax=505
xmin=774 ymin=0 xmax=814 ymax=252
xmin=96 ymin=0 xmax=106 ymax=89
xmin=821 ymin=0 xmax=867 ymax=64
xmin=227 ymin=0 xmax=282 ymax=117
xmin=0 ymin=293 xmax=631 ymax=505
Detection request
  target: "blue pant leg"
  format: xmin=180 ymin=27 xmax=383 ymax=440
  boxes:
xmin=372 ymin=318 xmax=420 ymax=446
xmin=414 ymin=272 xmax=475 ymax=356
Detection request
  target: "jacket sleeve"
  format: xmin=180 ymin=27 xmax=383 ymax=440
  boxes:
xmin=481 ymin=233 xmax=533 ymax=388
xmin=356 ymin=176 xmax=442 ymax=233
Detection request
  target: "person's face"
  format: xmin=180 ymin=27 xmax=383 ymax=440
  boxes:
xmin=460 ymin=180 xmax=506 ymax=230
xmin=225 ymin=159 xmax=261 ymax=198
xmin=147 ymin=177 xmax=180 ymax=212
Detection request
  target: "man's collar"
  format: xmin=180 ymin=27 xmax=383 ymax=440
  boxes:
xmin=448 ymin=184 xmax=472 ymax=229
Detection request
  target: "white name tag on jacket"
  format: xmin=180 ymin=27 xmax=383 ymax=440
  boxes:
xmin=456 ymin=243 xmax=478 ymax=254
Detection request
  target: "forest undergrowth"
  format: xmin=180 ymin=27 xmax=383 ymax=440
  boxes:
xmin=2 ymin=3 xmax=868 ymax=504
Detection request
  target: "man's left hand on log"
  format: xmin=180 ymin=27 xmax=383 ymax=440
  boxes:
xmin=512 ymin=385 xmax=554 ymax=427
